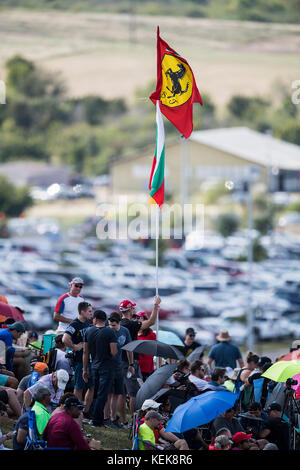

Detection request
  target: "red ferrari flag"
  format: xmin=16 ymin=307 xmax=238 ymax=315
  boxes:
xmin=150 ymin=26 xmax=203 ymax=139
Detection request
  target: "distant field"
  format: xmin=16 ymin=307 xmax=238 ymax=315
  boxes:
xmin=0 ymin=10 xmax=300 ymax=111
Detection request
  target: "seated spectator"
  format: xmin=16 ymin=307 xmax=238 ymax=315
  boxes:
xmin=208 ymin=367 xmax=228 ymax=391
xmin=0 ymin=322 xmax=29 ymax=380
xmin=42 ymin=396 xmax=90 ymax=450
xmin=258 ymin=403 xmax=290 ymax=450
xmin=13 ymin=412 xmax=29 ymax=450
xmin=239 ymin=402 xmax=268 ymax=438
xmin=0 ymin=386 xmax=22 ymax=418
xmin=188 ymin=360 xmax=211 ymax=392
xmin=0 ymin=427 xmax=14 ymax=450
xmin=26 ymin=331 xmax=39 ymax=346
xmin=138 ymin=410 xmax=164 ymax=450
xmin=239 ymin=352 xmax=260 ymax=411
xmin=17 ymin=362 xmax=49 ymax=402
xmin=211 ymin=402 xmax=245 ymax=437
xmin=0 ymin=368 xmax=18 ymax=389
xmin=231 ymin=432 xmax=253 ymax=450
xmin=31 ymin=385 xmax=52 ymax=439
xmin=51 ymin=392 xmax=83 ymax=428
xmin=24 ymin=369 xmax=69 ymax=412
xmin=137 ymin=400 xmax=189 ymax=450
xmin=167 ymin=360 xmax=191 ymax=386
xmin=209 ymin=434 xmax=232 ymax=450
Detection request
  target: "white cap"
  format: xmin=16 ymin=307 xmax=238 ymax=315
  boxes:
xmin=56 ymin=369 xmax=69 ymax=390
xmin=141 ymin=399 xmax=160 ymax=411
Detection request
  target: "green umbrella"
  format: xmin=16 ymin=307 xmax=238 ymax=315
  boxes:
xmin=261 ymin=360 xmax=300 ymax=383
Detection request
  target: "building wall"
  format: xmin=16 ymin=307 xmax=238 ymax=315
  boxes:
xmin=110 ymin=140 xmax=268 ymax=203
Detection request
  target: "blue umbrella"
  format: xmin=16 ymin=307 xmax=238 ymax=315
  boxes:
xmin=165 ymin=390 xmax=239 ymax=433
xmin=157 ymin=330 xmax=184 ymax=347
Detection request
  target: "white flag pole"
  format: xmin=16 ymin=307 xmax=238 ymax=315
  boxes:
xmin=155 ymin=202 xmax=159 ymax=369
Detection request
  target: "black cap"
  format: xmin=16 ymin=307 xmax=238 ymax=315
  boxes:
xmin=185 ymin=327 xmax=195 ymax=335
xmin=64 ymin=397 xmax=84 ymax=410
xmin=258 ymin=356 xmax=272 ymax=367
xmin=267 ymin=403 xmax=282 ymax=412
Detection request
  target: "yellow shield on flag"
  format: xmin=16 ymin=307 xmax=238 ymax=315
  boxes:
xmin=160 ymin=54 xmax=193 ymax=108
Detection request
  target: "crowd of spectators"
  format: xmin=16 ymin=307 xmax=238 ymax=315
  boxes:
xmin=0 ymin=277 xmax=296 ymax=451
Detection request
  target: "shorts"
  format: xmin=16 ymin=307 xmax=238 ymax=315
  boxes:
xmin=122 ymin=362 xmax=142 ymax=398
xmin=110 ymin=366 xmax=124 ymax=396
xmin=74 ymin=362 xmax=94 ymax=390
xmin=0 ymin=389 xmax=8 ymax=404
xmin=0 ymin=374 xmax=9 ymax=387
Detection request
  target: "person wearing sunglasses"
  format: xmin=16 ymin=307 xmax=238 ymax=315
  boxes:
xmin=177 ymin=328 xmax=201 ymax=358
xmin=53 ymin=277 xmax=85 ymax=334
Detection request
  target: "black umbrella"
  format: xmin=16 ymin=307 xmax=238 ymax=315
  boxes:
xmin=186 ymin=345 xmax=207 ymax=363
xmin=134 ymin=362 xmax=179 ymax=410
xmin=121 ymin=340 xmax=184 ymax=360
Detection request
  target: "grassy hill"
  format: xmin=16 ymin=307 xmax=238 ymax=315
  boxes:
xmin=1 ymin=0 xmax=300 ymax=23
xmin=0 ymin=9 xmax=299 ymax=111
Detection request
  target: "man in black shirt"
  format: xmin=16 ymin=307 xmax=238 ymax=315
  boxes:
xmin=62 ymin=301 xmax=94 ymax=418
xmin=83 ymin=310 xmax=118 ymax=427
xmin=259 ymin=402 xmax=290 ymax=450
xmin=119 ymin=295 xmax=161 ymax=423
xmin=178 ymin=328 xmax=201 ymax=358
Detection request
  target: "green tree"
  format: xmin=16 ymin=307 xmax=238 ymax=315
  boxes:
xmin=0 ymin=176 xmax=32 ymax=217
xmin=214 ymin=213 xmax=240 ymax=237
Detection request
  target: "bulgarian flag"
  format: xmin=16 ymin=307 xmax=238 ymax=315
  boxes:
xmin=149 ymin=100 xmax=165 ymax=207
xmin=150 ymin=26 xmax=202 ymax=139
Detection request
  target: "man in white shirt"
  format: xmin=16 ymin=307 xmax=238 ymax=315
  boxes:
xmin=188 ymin=361 xmax=211 ymax=392
xmin=53 ymin=277 xmax=85 ymax=333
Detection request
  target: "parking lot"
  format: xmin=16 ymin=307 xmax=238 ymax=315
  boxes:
xmin=0 ymin=217 xmax=299 ymax=350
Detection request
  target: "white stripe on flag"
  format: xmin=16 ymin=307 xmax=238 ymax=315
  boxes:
xmin=152 ymin=100 xmax=165 ymax=177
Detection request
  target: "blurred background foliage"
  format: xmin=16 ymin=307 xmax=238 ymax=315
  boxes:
xmin=1 ymin=0 xmax=300 ymax=23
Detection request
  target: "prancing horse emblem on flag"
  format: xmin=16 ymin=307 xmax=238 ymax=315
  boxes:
xmin=161 ymin=54 xmax=193 ymax=108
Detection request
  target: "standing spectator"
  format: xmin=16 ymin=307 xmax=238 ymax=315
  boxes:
xmin=177 ymin=328 xmax=201 ymax=358
xmin=119 ymin=296 xmax=161 ymax=420
xmin=105 ymin=312 xmax=132 ymax=428
xmin=53 ymin=277 xmax=85 ymax=334
xmin=207 ymin=330 xmax=244 ymax=371
xmin=52 ymin=335 xmax=73 ymax=376
xmin=62 ymin=302 xmax=94 ymax=417
xmin=24 ymin=369 xmax=69 ymax=412
xmin=82 ymin=310 xmax=118 ymax=428
xmin=42 ymin=396 xmax=90 ymax=450
xmin=31 ymin=385 xmax=52 ymax=439
xmin=137 ymin=312 xmax=156 ymax=382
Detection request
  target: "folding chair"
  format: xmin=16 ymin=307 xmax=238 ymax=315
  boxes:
xmin=24 ymin=409 xmax=47 ymax=450
xmin=24 ymin=409 xmax=70 ymax=451
xmin=132 ymin=416 xmax=163 ymax=451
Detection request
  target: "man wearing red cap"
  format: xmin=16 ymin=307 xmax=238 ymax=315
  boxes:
xmin=119 ymin=295 xmax=161 ymax=426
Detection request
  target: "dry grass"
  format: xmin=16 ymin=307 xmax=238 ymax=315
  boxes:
xmin=0 ymin=10 xmax=300 ymax=110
